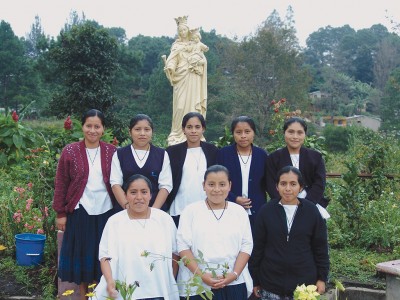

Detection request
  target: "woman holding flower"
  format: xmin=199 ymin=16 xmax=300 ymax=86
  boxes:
xmin=95 ymin=174 xmax=179 ymax=300
xmin=177 ymin=165 xmax=253 ymax=299
xmin=249 ymin=166 xmax=329 ymax=299
xmin=53 ymin=109 xmax=117 ymax=299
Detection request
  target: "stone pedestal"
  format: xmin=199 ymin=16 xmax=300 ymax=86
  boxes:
xmin=57 ymin=231 xmax=81 ymax=299
xmin=376 ymin=259 xmax=400 ymax=300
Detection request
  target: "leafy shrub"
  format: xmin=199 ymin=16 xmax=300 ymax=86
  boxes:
xmin=323 ymin=125 xmax=351 ymax=152
xmin=0 ymin=112 xmax=37 ymax=166
xmin=359 ymin=189 xmax=400 ymax=250
xmin=327 ymin=127 xmax=400 ymax=250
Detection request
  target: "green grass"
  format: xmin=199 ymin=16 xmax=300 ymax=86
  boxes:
xmin=329 ymin=247 xmax=398 ymax=289
xmin=0 ymin=256 xmax=56 ymax=299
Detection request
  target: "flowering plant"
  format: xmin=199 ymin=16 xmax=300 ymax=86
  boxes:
xmin=8 ymin=183 xmax=50 ymax=235
xmin=293 ymin=284 xmax=320 ymax=300
xmin=142 ymin=249 xmax=229 ymax=300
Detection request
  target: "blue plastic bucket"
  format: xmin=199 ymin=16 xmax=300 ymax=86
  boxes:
xmin=15 ymin=233 xmax=46 ymax=266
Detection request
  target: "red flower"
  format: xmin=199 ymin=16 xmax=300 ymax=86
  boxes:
xmin=280 ymin=98 xmax=286 ymax=103
xmin=274 ymin=108 xmax=279 ymax=113
xmin=112 ymin=137 xmax=119 ymax=146
xmin=270 ymin=100 xmax=276 ymax=105
xmin=64 ymin=116 xmax=72 ymax=130
xmin=12 ymin=111 xmax=19 ymax=122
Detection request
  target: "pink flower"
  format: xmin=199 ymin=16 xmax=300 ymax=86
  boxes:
xmin=37 ymin=229 xmax=44 ymax=234
xmin=12 ymin=111 xmax=19 ymax=122
xmin=64 ymin=116 xmax=72 ymax=130
xmin=14 ymin=187 xmax=26 ymax=195
xmin=26 ymin=198 xmax=34 ymax=211
xmin=13 ymin=212 xmax=22 ymax=223
xmin=27 ymin=182 xmax=33 ymax=189
xmin=44 ymin=206 xmax=49 ymax=217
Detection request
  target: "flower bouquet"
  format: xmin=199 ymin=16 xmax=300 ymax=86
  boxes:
xmin=293 ymin=284 xmax=320 ymax=300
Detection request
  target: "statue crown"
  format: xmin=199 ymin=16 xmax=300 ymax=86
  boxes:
xmin=175 ymin=16 xmax=188 ymax=27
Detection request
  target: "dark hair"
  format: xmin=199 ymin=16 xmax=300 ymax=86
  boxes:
xmin=122 ymin=174 xmax=153 ymax=194
xmin=81 ymin=109 xmax=105 ymax=126
xmin=230 ymin=116 xmax=256 ymax=134
xmin=283 ymin=117 xmax=307 ymax=133
xmin=129 ymin=114 xmax=154 ymax=130
xmin=182 ymin=112 xmax=206 ymax=129
xmin=276 ymin=166 xmax=305 ymax=188
xmin=204 ymin=164 xmax=231 ymax=182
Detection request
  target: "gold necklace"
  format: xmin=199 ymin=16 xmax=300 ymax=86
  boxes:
xmin=133 ymin=144 xmax=150 ymax=162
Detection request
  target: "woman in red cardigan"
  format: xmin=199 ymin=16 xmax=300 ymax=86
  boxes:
xmin=52 ymin=109 xmax=117 ymax=300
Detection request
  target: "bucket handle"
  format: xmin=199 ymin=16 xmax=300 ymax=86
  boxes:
xmin=26 ymin=253 xmax=41 ymax=256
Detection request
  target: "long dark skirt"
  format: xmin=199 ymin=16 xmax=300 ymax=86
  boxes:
xmin=58 ymin=205 xmax=113 ymax=285
xmin=180 ymin=283 xmax=247 ymax=300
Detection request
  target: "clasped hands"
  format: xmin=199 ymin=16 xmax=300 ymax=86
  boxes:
xmin=236 ymin=196 xmax=252 ymax=210
xmin=200 ymin=272 xmax=237 ymax=289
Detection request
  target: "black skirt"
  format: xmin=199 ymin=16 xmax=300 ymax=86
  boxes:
xmin=58 ymin=205 xmax=113 ymax=284
xmin=180 ymin=282 xmax=248 ymax=300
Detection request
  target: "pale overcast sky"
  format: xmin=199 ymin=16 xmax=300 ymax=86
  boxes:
xmin=1 ymin=0 xmax=399 ymax=46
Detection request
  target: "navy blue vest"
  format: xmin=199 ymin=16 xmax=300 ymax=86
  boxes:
xmin=117 ymin=144 xmax=165 ymax=207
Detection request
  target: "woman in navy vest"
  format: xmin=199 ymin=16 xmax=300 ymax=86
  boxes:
xmin=110 ymin=114 xmax=173 ymax=211
xmin=217 ymin=116 xmax=268 ymax=230
xmin=166 ymin=112 xmax=218 ymax=226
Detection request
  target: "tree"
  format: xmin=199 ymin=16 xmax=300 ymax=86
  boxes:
xmin=221 ymin=8 xmax=311 ymax=140
xmin=373 ymin=35 xmax=400 ymax=90
xmin=0 ymin=21 xmax=28 ymax=111
xmin=25 ymin=15 xmax=49 ymax=59
xmin=128 ymin=35 xmax=172 ymax=90
xmin=380 ymin=68 xmax=400 ymax=132
xmin=304 ymin=25 xmax=355 ymax=67
xmin=48 ymin=22 xmax=119 ymax=116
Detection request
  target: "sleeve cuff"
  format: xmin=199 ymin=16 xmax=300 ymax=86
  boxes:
xmin=57 ymin=212 xmax=67 ymax=218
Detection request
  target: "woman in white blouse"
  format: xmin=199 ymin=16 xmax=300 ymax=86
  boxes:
xmin=110 ymin=114 xmax=173 ymax=211
xmin=95 ymin=174 xmax=179 ymax=300
xmin=177 ymin=165 xmax=253 ymax=300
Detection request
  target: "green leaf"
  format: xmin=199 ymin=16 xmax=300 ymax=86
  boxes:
xmin=13 ymin=135 xmax=23 ymax=148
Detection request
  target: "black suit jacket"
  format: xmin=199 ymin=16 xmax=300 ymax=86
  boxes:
xmin=165 ymin=141 xmax=218 ymax=209
xmin=266 ymin=146 xmax=329 ymax=207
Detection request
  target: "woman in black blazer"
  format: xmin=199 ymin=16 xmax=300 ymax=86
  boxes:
xmin=166 ymin=112 xmax=218 ymax=226
xmin=266 ymin=117 xmax=329 ymax=208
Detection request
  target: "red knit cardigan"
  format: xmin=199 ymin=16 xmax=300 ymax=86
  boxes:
xmin=52 ymin=140 xmax=116 ymax=218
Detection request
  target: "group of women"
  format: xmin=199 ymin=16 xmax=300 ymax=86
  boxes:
xmin=52 ymin=109 xmax=329 ymax=300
